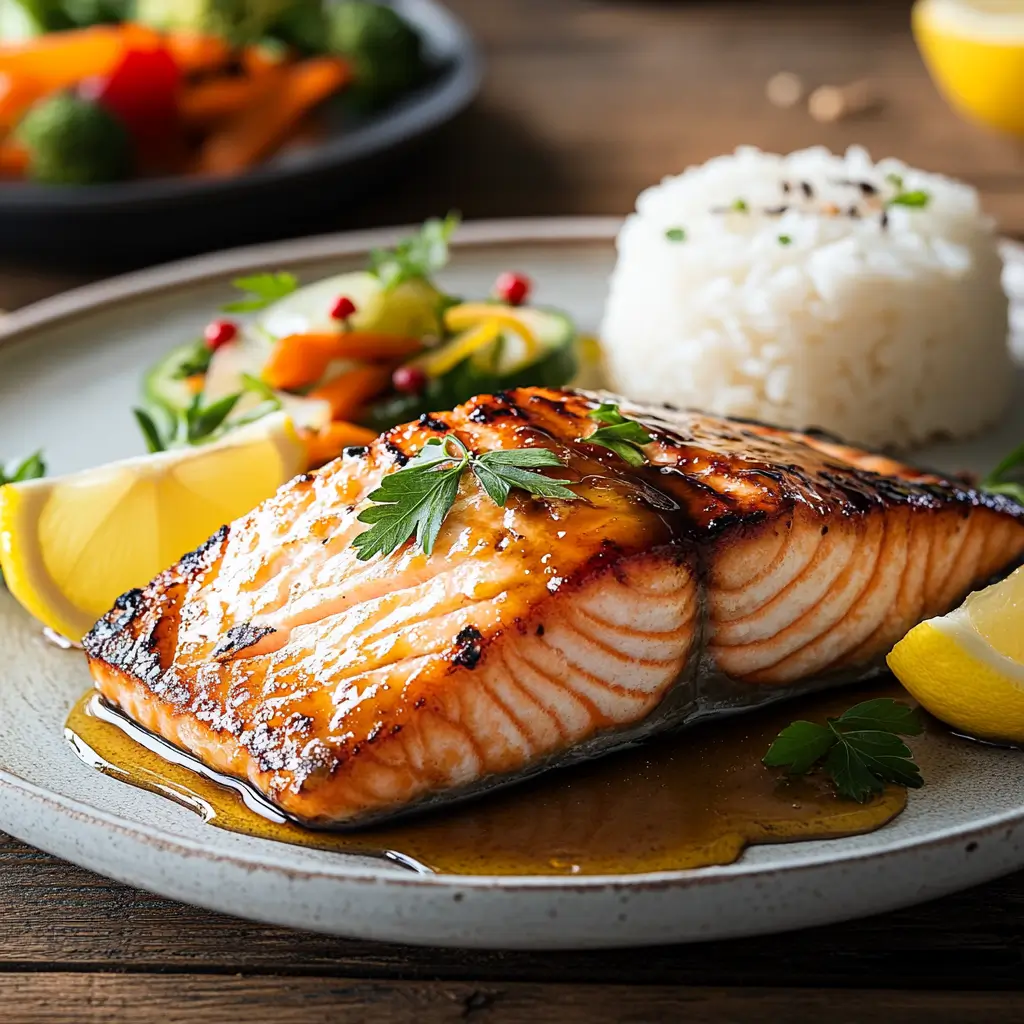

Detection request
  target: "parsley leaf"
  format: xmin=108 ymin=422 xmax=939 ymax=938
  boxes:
xmin=133 ymin=391 xmax=245 ymax=453
xmin=222 ymin=272 xmax=299 ymax=313
xmin=761 ymin=720 xmax=835 ymax=775
xmin=0 ymin=451 xmax=46 ymax=487
xmin=665 ymin=227 xmax=686 ymax=242
xmin=888 ymin=190 xmax=930 ymax=209
xmin=369 ymin=213 xmax=460 ymax=290
xmin=578 ymin=402 xmax=655 ymax=467
xmin=171 ymin=338 xmax=214 ymax=379
xmin=763 ymin=698 xmax=924 ymax=803
xmin=353 ymin=436 xmax=579 ymax=560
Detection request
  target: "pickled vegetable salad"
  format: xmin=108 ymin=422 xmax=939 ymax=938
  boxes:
xmin=139 ymin=216 xmax=581 ymax=466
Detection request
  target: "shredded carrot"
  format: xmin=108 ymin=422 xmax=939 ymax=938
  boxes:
xmin=0 ymin=71 xmax=47 ymax=131
xmin=263 ymin=333 xmax=345 ymax=391
xmin=0 ymin=141 xmax=28 ymax=178
xmin=332 ymin=333 xmax=424 ymax=362
xmin=195 ymin=56 xmax=350 ymax=176
xmin=309 ymin=365 xmax=394 ymax=422
xmin=301 ymin=421 xmax=378 ymax=468
xmin=241 ymin=44 xmax=288 ymax=77
xmin=179 ymin=74 xmax=277 ymax=129
xmin=0 ymin=24 xmax=160 ymax=91
xmin=164 ymin=32 xmax=232 ymax=77
xmin=263 ymin=332 xmax=422 ymax=391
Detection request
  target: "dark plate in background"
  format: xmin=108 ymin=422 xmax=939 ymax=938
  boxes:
xmin=0 ymin=0 xmax=481 ymax=268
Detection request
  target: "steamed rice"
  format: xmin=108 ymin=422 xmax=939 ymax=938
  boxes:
xmin=600 ymin=146 xmax=1012 ymax=449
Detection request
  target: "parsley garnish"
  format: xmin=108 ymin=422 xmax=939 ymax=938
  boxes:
xmin=731 ymin=198 xmax=749 ymax=213
xmin=887 ymin=190 xmax=930 ymax=209
xmin=222 ymin=272 xmax=299 ymax=313
xmin=778 ymin=234 xmax=792 ymax=245
xmin=763 ymin=698 xmax=924 ymax=802
xmin=369 ymin=213 xmax=460 ymax=290
xmin=0 ymin=451 xmax=46 ymax=486
xmin=578 ymin=402 xmax=654 ymax=467
xmin=665 ymin=227 xmax=686 ymax=242
xmin=983 ymin=441 xmax=1024 ymax=505
xmin=885 ymin=172 xmax=904 ymax=190
xmin=171 ymin=338 xmax=213 ymax=379
xmin=353 ymin=435 xmax=578 ymax=560
xmin=133 ymin=393 xmax=244 ymax=453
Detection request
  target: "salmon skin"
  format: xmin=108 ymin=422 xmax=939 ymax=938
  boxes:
xmin=85 ymin=388 xmax=1024 ymax=828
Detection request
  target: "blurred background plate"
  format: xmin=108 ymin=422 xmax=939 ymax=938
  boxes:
xmin=0 ymin=0 xmax=480 ymax=268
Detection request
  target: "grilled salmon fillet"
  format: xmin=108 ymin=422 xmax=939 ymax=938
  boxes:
xmin=84 ymin=388 xmax=1024 ymax=827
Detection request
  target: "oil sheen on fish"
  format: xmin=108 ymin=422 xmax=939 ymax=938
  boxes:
xmin=84 ymin=388 xmax=1024 ymax=828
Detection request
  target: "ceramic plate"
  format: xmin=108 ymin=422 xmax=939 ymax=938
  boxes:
xmin=1 ymin=219 xmax=1023 ymax=950
xmin=0 ymin=0 xmax=481 ymax=265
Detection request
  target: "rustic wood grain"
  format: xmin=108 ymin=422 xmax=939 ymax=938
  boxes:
xmin=4 ymin=973 xmax=1024 ymax=1024
xmin=2 ymin=833 xmax=1024 ymax=991
xmin=4 ymin=2 xmax=1024 ymax=1020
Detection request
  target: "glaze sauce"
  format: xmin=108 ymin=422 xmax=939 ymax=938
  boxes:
xmin=65 ymin=682 xmax=909 ymax=876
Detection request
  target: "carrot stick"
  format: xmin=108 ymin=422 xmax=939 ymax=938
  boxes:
xmin=0 ymin=72 xmax=47 ymax=131
xmin=332 ymin=333 xmax=424 ymax=361
xmin=179 ymin=74 xmax=276 ymax=129
xmin=0 ymin=141 xmax=28 ymax=178
xmin=309 ymin=365 xmax=394 ymax=421
xmin=164 ymin=32 xmax=232 ymax=77
xmin=301 ymin=421 xmax=378 ymax=468
xmin=263 ymin=332 xmax=422 ymax=391
xmin=0 ymin=25 xmax=160 ymax=91
xmin=195 ymin=56 xmax=351 ymax=176
xmin=263 ymin=333 xmax=345 ymax=391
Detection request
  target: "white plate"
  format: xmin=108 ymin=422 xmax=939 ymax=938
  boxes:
xmin=1 ymin=219 xmax=1023 ymax=950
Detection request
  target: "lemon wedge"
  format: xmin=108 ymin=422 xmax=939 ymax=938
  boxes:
xmin=0 ymin=413 xmax=305 ymax=642
xmin=913 ymin=0 xmax=1024 ymax=136
xmin=888 ymin=564 xmax=1024 ymax=743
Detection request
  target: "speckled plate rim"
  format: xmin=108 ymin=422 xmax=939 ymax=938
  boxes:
xmin=1 ymin=218 xmax=1024 ymax=948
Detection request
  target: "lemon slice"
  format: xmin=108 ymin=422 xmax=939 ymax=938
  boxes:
xmin=913 ymin=0 xmax=1024 ymax=135
xmin=0 ymin=413 xmax=305 ymax=642
xmin=887 ymin=564 xmax=1024 ymax=743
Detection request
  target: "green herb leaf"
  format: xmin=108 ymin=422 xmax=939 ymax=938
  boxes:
xmin=888 ymin=190 xmax=930 ymax=209
xmin=133 ymin=408 xmax=167 ymax=454
xmin=0 ymin=451 xmax=47 ymax=487
xmin=778 ymin=234 xmax=792 ymax=245
xmin=353 ymin=436 xmax=579 ymax=560
xmin=186 ymin=392 xmax=242 ymax=443
xmin=983 ymin=440 xmax=1024 ymax=506
xmin=732 ymin=198 xmax=749 ymax=213
xmin=832 ymin=698 xmax=923 ymax=737
xmin=834 ymin=729 xmax=924 ymax=791
xmin=665 ymin=227 xmax=686 ymax=242
xmin=579 ymin=403 xmax=655 ymax=467
xmin=353 ymin=437 xmax=469 ymax=560
xmin=824 ymin=738 xmax=884 ymax=803
xmin=763 ymin=698 xmax=924 ymax=803
xmin=369 ymin=213 xmax=460 ymax=290
xmin=762 ymin=720 xmax=836 ymax=774
xmin=885 ymin=172 xmax=904 ymax=190
xmin=473 ymin=448 xmax=578 ymax=502
xmin=222 ymin=272 xmax=299 ymax=313
xmin=171 ymin=338 xmax=214 ymax=379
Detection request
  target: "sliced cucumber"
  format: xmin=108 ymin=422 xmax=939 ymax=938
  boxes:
xmin=142 ymin=339 xmax=210 ymax=415
xmin=362 ymin=306 xmax=578 ymax=432
xmin=258 ymin=270 xmax=445 ymax=341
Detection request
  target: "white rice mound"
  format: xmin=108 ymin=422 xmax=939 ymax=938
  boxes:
xmin=600 ymin=146 xmax=1012 ymax=449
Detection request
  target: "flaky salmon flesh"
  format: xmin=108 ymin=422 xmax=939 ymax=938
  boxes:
xmin=85 ymin=388 xmax=1024 ymax=828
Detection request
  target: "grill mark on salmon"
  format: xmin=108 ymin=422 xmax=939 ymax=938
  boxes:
xmin=85 ymin=387 xmax=1024 ymax=827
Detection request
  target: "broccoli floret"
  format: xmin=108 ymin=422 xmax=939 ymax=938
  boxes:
xmin=16 ymin=94 xmax=132 ymax=185
xmin=328 ymin=1 xmax=426 ymax=110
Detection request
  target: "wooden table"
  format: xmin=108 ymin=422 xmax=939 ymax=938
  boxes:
xmin=4 ymin=2 xmax=1024 ymax=1020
